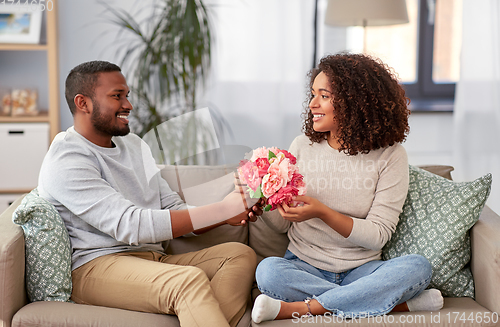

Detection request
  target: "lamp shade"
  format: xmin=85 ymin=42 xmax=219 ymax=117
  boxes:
xmin=325 ymin=0 xmax=409 ymax=27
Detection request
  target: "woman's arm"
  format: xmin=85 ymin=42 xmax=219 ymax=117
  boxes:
xmin=345 ymin=148 xmax=409 ymax=250
xmin=280 ymin=144 xmax=409 ymax=250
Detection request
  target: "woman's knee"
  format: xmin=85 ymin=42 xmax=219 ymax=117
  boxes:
xmin=404 ymin=254 xmax=432 ymax=281
xmin=255 ymin=256 xmax=286 ymax=288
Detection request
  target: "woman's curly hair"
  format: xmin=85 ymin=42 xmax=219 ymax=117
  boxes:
xmin=302 ymin=53 xmax=411 ymax=155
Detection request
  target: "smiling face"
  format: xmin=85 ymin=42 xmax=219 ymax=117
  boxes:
xmin=76 ymin=71 xmax=132 ymax=147
xmin=309 ymin=71 xmax=338 ymax=138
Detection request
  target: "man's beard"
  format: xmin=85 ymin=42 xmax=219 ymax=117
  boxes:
xmin=90 ymin=99 xmax=130 ymax=137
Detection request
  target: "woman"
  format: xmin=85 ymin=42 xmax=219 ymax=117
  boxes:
xmin=252 ymin=53 xmax=443 ymax=323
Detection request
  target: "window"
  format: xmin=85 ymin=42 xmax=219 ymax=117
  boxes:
xmin=406 ymin=0 xmax=462 ymax=100
xmin=353 ymin=0 xmax=419 ymax=84
xmin=346 ymin=0 xmax=463 ymax=110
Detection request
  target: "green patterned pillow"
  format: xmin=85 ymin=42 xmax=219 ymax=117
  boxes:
xmin=12 ymin=188 xmax=72 ymax=302
xmin=382 ymin=165 xmax=492 ymax=298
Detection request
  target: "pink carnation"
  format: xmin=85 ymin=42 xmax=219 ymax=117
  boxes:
xmin=269 ymin=158 xmax=292 ymax=184
xmin=261 ymin=171 xmax=286 ymax=198
xmin=238 ymin=160 xmax=261 ymax=192
xmin=277 ymin=149 xmax=297 ymax=165
xmin=290 ymin=173 xmax=307 ymax=195
xmin=255 ymin=158 xmax=270 ymax=178
xmin=266 ymin=184 xmax=299 ymax=210
xmin=250 ymin=147 xmax=270 ymax=161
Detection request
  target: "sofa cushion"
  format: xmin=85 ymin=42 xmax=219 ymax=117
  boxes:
xmin=249 ymin=217 xmax=289 ymax=264
xmin=383 ymin=165 xmax=492 ymax=297
xmin=160 ymin=165 xmax=249 ymax=254
xmin=12 ymin=188 xmax=72 ymax=303
xmin=12 ymin=301 xmax=178 ymax=327
xmin=12 ymin=300 xmax=253 ymax=327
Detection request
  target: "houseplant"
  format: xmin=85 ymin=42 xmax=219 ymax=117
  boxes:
xmin=101 ymin=0 xmax=230 ymax=164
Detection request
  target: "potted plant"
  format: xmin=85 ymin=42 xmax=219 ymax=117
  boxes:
xmin=101 ymin=0 xmax=231 ymax=164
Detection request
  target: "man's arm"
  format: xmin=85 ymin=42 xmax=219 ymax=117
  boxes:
xmin=41 ymin=153 xmax=258 ymax=243
xmin=170 ymin=191 xmax=255 ymax=238
xmin=159 ymin=170 xmax=263 ymax=237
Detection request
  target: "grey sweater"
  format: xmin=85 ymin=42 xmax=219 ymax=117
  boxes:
xmin=261 ymin=135 xmax=409 ymax=273
xmin=38 ymin=127 xmax=188 ymax=270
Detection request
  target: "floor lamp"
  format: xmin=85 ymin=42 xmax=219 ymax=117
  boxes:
xmin=325 ymin=0 xmax=409 ymax=53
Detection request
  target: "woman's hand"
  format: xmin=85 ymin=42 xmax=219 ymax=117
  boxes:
xmin=277 ymin=195 xmax=328 ymax=223
xmin=278 ymin=195 xmax=353 ymax=237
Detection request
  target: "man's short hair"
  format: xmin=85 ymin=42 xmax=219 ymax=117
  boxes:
xmin=65 ymin=60 xmax=121 ymax=115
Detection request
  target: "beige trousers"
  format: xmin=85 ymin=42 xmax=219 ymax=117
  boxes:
xmin=71 ymin=242 xmax=257 ymax=327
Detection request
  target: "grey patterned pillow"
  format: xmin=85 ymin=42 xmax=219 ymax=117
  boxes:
xmin=12 ymin=188 xmax=72 ymax=302
xmin=382 ymin=165 xmax=492 ymax=298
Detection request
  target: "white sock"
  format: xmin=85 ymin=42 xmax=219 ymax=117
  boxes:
xmin=406 ymin=289 xmax=444 ymax=312
xmin=252 ymin=294 xmax=281 ymax=323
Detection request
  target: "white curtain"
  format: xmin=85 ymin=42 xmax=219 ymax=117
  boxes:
xmin=205 ymin=0 xmax=315 ymax=151
xmin=453 ymin=0 xmax=500 ymax=213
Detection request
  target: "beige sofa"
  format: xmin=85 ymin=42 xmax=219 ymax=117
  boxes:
xmin=1 ymin=164 xmax=499 ymax=327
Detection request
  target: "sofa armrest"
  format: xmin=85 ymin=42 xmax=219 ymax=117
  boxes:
xmin=0 ymin=195 xmax=28 ymax=327
xmin=471 ymin=205 xmax=500 ymax=314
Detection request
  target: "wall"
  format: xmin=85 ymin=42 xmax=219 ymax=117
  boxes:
xmin=405 ymin=112 xmax=454 ymax=167
xmin=57 ymin=0 xmax=147 ymax=130
xmin=56 ymin=1 xmax=453 ymax=149
xmin=56 ymin=1 xmax=456 ymax=160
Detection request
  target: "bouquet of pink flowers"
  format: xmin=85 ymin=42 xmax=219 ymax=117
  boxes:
xmin=237 ymin=147 xmax=306 ymax=211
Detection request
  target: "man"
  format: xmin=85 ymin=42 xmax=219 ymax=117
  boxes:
xmin=38 ymin=60 xmax=261 ymax=327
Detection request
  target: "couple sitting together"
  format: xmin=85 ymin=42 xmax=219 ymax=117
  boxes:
xmin=37 ymin=54 xmax=444 ymax=327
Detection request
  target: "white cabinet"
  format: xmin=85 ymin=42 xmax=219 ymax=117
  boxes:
xmin=0 ymin=123 xmax=49 ymax=192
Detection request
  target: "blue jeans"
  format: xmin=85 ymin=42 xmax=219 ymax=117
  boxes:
xmin=255 ymin=250 xmax=432 ymax=318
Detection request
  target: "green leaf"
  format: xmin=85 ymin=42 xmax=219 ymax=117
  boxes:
xmin=254 ymin=186 xmax=263 ymax=198
xmin=264 ymin=204 xmax=272 ymax=211
xmin=268 ymin=150 xmax=277 ymax=160
xmin=249 ymin=185 xmax=263 ymax=199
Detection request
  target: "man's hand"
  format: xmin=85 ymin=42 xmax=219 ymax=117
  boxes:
xmin=228 ymin=198 xmax=265 ymax=226
xmin=231 ymin=172 xmax=265 ymax=225
xmin=248 ymin=198 xmax=264 ymax=221
xmin=222 ymin=188 xmax=264 ymax=226
xmin=225 ymin=210 xmax=252 ymax=226
xmin=225 ymin=201 xmax=264 ymax=226
xmin=222 ymin=190 xmax=258 ymax=215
